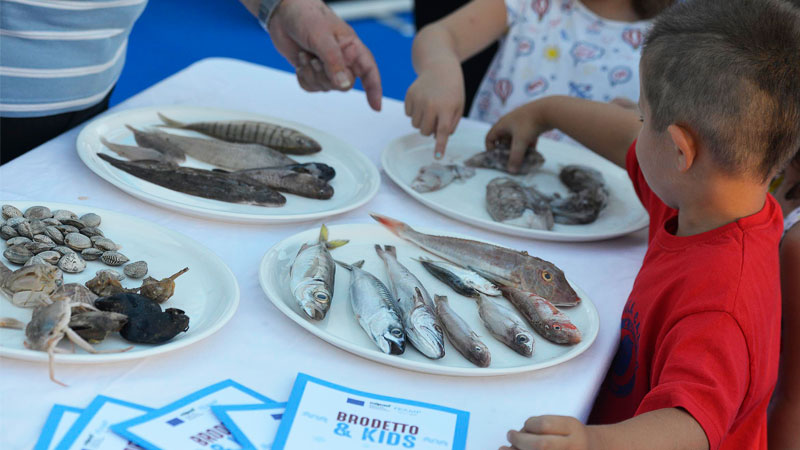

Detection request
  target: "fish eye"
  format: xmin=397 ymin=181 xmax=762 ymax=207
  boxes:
xmin=314 ymin=292 xmax=329 ymax=301
xmin=391 ymin=329 xmax=403 ymax=337
xmin=554 ymin=325 xmax=561 ymax=330
xmin=516 ymin=335 xmax=529 ymax=344
xmin=473 ymin=346 xmax=483 ymax=353
xmin=542 ymin=271 xmax=552 ymax=282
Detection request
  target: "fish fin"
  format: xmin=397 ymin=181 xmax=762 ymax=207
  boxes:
xmin=100 ymin=136 xmax=114 ymax=148
xmin=319 ymin=224 xmax=329 ymax=243
xmin=335 ymin=260 xmax=364 ymax=271
xmin=157 ymin=112 xmax=186 ymax=129
xmin=370 ymin=213 xmax=410 ymax=237
xmin=383 ymin=245 xmax=397 ymax=257
xmin=468 ymin=266 xmax=515 ymax=287
xmin=326 ymin=240 xmax=348 ymax=250
xmin=124 ymin=124 xmax=143 ymax=136
xmin=434 ymin=295 xmax=448 ymax=304
xmin=413 ymin=256 xmax=433 ymax=263
xmin=374 ymin=244 xmax=384 ymax=258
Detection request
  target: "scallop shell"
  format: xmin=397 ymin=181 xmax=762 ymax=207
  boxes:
xmin=6 ymin=236 xmax=32 ymax=247
xmin=123 ymin=261 xmax=148 ymax=279
xmin=52 ymin=210 xmax=78 ymax=222
xmin=80 ymin=213 xmax=101 ymax=228
xmin=64 ymin=232 xmax=91 ymax=250
xmin=44 ymin=226 xmax=65 ymax=245
xmin=38 ymin=250 xmax=61 ymax=265
xmin=100 ymin=251 xmax=129 ymax=266
xmin=3 ymin=244 xmax=33 ymax=264
xmin=96 ymin=269 xmax=125 ymax=281
xmin=81 ymin=248 xmax=103 ymax=261
xmin=5 ymin=217 xmax=27 ymax=228
xmin=0 ymin=225 xmax=18 ymax=240
xmin=52 ymin=246 xmax=76 ymax=256
xmin=24 ymin=241 xmax=54 ymax=254
xmin=33 ymin=234 xmax=56 ymax=246
xmin=16 ymin=222 xmax=34 ymax=239
xmin=2 ymin=205 xmax=22 ymax=220
xmin=58 ymin=252 xmax=87 ymax=273
xmin=57 ymin=224 xmax=80 ymax=234
xmin=93 ymin=238 xmax=120 ymax=252
xmin=23 ymin=206 xmax=52 ymax=220
xmin=80 ymin=227 xmax=104 ymax=238
xmin=60 ymin=218 xmax=86 ymax=229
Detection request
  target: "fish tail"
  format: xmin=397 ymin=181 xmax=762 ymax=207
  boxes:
xmin=124 ymin=124 xmax=142 ymax=135
xmin=434 ymin=294 xmax=448 ymax=304
xmin=335 ymin=260 xmax=364 ymax=271
xmin=318 ymin=225 xmax=347 ymax=249
xmin=383 ymin=245 xmax=397 ymax=257
xmin=319 ymin=224 xmax=329 ymax=242
xmin=370 ymin=213 xmax=411 ymax=237
xmin=157 ymin=112 xmax=186 ymax=129
xmin=100 ymin=136 xmax=114 ymax=148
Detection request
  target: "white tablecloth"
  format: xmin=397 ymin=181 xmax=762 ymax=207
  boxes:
xmin=0 ymin=58 xmax=648 ymax=449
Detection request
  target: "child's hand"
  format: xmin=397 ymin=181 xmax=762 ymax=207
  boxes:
xmin=405 ymin=63 xmax=465 ymax=159
xmin=485 ymin=101 xmax=550 ymax=174
xmin=499 ymin=415 xmax=590 ymax=450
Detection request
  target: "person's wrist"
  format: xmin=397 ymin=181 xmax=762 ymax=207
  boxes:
xmin=258 ymin=0 xmax=285 ymax=32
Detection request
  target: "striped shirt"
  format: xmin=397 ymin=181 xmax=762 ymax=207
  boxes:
xmin=0 ymin=0 xmax=147 ymax=118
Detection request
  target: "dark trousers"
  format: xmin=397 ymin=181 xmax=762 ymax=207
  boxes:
xmin=0 ymin=88 xmax=114 ymax=165
xmin=414 ymin=0 xmax=499 ymax=117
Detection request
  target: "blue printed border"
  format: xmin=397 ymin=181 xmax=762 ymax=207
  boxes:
xmin=111 ymin=379 xmax=275 ymax=450
xmin=272 ymin=373 xmax=470 ymax=450
xmin=211 ymin=402 xmax=287 ymax=450
xmin=55 ymin=396 xmax=153 ymax=450
xmin=34 ymin=404 xmax=83 ymax=450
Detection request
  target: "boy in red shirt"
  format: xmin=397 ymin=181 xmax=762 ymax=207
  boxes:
xmin=486 ymin=0 xmax=800 ymax=449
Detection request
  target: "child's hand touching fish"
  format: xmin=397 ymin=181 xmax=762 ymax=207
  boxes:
xmin=485 ymin=102 xmax=550 ymax=174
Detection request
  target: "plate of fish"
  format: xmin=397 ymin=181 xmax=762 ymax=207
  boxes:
xmin=77 ymin=105 xmax=380 ymax=223
xmin=0 ymin=202 xmax=239 ymax=385
xmin=381 ymin=129 xmax=648 ymax=241
xmin=259 ymin=214 xmax=599 ymax=376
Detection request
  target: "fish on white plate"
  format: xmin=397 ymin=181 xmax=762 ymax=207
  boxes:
xmin=464 ymin=147 xmax=544 ymax=175
xmin=411 ymin=163 xmax=475 ymax=193
xmin=434 ymin=295 xmax=491 ymax=367
xmin=486 ymin=177 xmax=554 ymax=230
xmin=289 ymin=225 xmax=347 ymax=320
xmin=416 ymin=257 xmax=501 ymax=297
xmin=500 ymin=285 xmax=581 ymax=345
xmin=475 ymin=294 xmax=534 ymax=357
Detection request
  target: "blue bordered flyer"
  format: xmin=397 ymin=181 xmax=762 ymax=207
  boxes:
xmin=34 ymin=404 xmax=83 ymax=450
xmin=273 ymin=373 xmax=469 ymax=450
xmin=211 ymin=403 xmax=286 ymax=450
xmin=112 ymin=379 xmax=274 ymax=450
xmin=54 ymin=396 xmax=153 ymax=450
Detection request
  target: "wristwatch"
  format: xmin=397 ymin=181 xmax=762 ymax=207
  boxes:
xmin=257 ymin=0 xmax=284 ymax=31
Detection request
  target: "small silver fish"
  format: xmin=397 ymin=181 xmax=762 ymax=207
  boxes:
xmin=336 ymin=260 xmax=405 ymax=355
xmin=475 ymin=294 xmax=534 ymax=357
xmin=100 ymin=137 xmax=181 ymax=164
xmin=411 ymin=163 xmax=475 ymax=193
xmin=434 ymin=295 xmax=491 ymax=367
xmin=500 ymin=286 xmax=581 ymax=345
xmin=486 ymin=177 xmax=554 ymax=230
xmin=158 ymin=113 xmax=321 ymax=155
xmin=417 ymin=257 xmax=501 ymax=297
xmin=375 ymin=245 xmax=444 ymax=359
xmin=289 ymin=225 xmax=347 ymax=320
xmin=465 ymin=147 xmax=545 ymax=174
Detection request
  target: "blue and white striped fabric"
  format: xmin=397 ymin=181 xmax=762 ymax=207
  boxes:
xmin=0 ymin=0 xmax=147 ymax=117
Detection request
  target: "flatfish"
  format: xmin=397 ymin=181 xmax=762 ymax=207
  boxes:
xmin=465 ymin=147 xmax=545 ymax=175
xmin=157 ymin=113 xmax=321 ymax=155
xmin=98 ymin=154 xmax=286 ymax=207
xmin=411 ymin=163 xmax=475 ymax=193
xmin=232 ymin=166 xmax=334 ymax=199
xmin=486 ymin=177 xmax=554 ymax=230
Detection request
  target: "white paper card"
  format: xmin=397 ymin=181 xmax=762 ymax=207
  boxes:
xmin=211 ymin=403 xmax=286 ymax=450
xmin=54 ymin=396 xmax=152 ymax=450
xmin=34 ymin=404 xmax=83 ymax=450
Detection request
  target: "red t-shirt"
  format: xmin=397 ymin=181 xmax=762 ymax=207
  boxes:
xmin=588 ymin=142 xmax=783 ymax=449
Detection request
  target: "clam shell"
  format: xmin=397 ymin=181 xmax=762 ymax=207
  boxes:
xmin=16 ymin=222 xmax=34 ymax=239
xmin=100 ymin=251 xmax=129 ymax=266
xmin=5 ymin=217 xmax=27 ymax=228
xmin=94 ymin=238 xmax=120 ymax=252
xmin=25 ymin=241 xmax=54 ymax=254
xmin=33 ymin=234 xmax=56 ymax=246
xmin=38 ymin=250 xmax=61 ymax=264
xmin=58 ymin=252 xmax=87 ymax=273
xmin=81 ymin=248 xmax=103 ymax=261
xmin=96 ymin=269 xmax=125 ymax=280
xmin=3 ymin=244 xmax=33 ymax=264
xmin=6 ymin=236 xmax=32 ymax=247
xmin=28 ymin=220 xmax=46 ymax=235
xmin=64 ymin=232 xmax=91 ymax=250
xmin=52 ymin=246 xmax=76 ymax=256
xmin=2 ymin=205 xmax=22 ymax=220
xmin=123 ymin=261 xmax=148 ymax=279
xmin=23 ymin=206 xmax=52 ymax=220
xmin=52 ymin=210 xmax=78 ymax=222
xmin=57 ymin=224 xmax=79 ymax=234
xmin=60 ymin=218 xmax=86 ymax=229
xmin=80 ymin=227 xmax=104 ymax=238
xmin=80 ymin=213 xmax=101 ymax=228
xmin=44 ymin=226 xmax=65 ymax=245
xmin=42 ymin=218 xmax=61 ymax=227
xmin=0 ymin=225 xmax=18 ymax=240
xmin=24 ymin=255 xmax=51 ymax=267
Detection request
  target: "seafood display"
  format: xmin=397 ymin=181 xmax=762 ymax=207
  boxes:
xmin=465 ymin=147 xmax=545 ymax=175
xmin=95 ymin=292 xmax=189 ymax=345
xmin=231 ymin=165 xmax=335 ymax=199
xmin=101 ymin=137 xmax=180 ymax=164
xmin=474 ymin=294 xmax=534 ymax=357
xmin=416 ymin=257 xmax=501 ymax=298
xmin=434 ymin=295 xmax=491 ymax=368
xmin=289 ymin=225 xmax=347 ymax=320
xmin=501 ymin=286 xmax=581 ymax=345
xmin=157 ymin=113 xmax=322 ymax=155
xmin=336 ymin=260 xmax=406 ymax=355
xmin=486 ymin=177 xmax=554 ymax=230
xmin=411 ymin=163 xmax=475 ymax=193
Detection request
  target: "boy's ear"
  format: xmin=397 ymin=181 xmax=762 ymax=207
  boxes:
xmin=667 ymin=124 xmax=698 ymax=173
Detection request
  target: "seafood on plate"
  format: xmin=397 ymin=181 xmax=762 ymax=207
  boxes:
xmin=500 ymin=285 xmax=581 ymax=345
xmin=371 ymin=213 xmax=580 ymax=306
xmin=95 ymin=292 xmax=190 ymax=344
xmin=231 ymin=165 xmax=334 ymax=200
xmin=549 ymin=187 xmax=609 ymax=225
xmin=375 ymin=245 xmax=444 ymax=359
xmin=100 ymin=137 xmax=180 ymax=164
xmin=465 ymin=147 xmax=545 ymax=175
xmin=434 ymin=295 xmax=491 ymax=367
xmin=486 ymin=177 xmax=554 ymax=230
xmin=416 ymin=257 xmax=501 ymax=298
xmin=474 ymin=294 xmax=534 ymax=357
xmin=411 ymin=163 xmax=475 ymax=193
xmin=289 ymin=225 xmax=347 ymax=320
xmin=336 ymin=260 xmax=406 ymax=355
xmin=157 ymin=113 xmax=322 ymax=155
xmin=138 ymin=267 xmax=189 ymax=303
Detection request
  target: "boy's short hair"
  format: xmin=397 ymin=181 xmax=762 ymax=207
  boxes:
xmin=634 ymin=0 xmax=677 ymax=19
xmin=641 ymin=0 xmax=800 ymax=182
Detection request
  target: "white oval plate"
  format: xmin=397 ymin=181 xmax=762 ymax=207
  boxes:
xmin=0 ymin=201 xmax=239 ymax=363
xmin=77 ymin=106 xmax=380 ymax=223
xmin=259 ymin=223 xmax=599 ymax=376
xmin=381 ymin=130 xmax=648 ymax=242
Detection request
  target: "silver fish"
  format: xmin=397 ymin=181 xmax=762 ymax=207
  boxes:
xmin=371 ymin=214 xmax=580 ymax=306
xmin=417 ymin=257 xmax=501 ymax=297
xmin=434 ymin=295 xmax=491 ymax=367
xmin=411 ymin=163 xmax=475 ymax=193
xmin=501 ymin=286 xmax=581 ymax=345
xmin=336 ymin=260 xmax=405 ymax=355
xmin=486 ymin=177 xmax=554 ymax=230
xmin=128 ymin=126 xmax=299 ymax=170
xmin=289 ymin=225 xmax=347 ymax=320
xmin=465 ymin=147 xmax=545 ymax=174
xmin=375 ymin=245 xmax=444 ymax=359
xmin=158 ymin=113 xmax=321 ymax=155
xmin=475 ymin=294 xmax=534 ymax=357
xmin=100 ymin=137 xmax=181 ymax=164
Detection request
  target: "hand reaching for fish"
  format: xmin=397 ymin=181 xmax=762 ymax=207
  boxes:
xmin=485 ymin=101 xmax=551 ymax=174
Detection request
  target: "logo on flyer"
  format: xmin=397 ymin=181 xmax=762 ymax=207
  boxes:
xmin=335 ymin=412 xmax=419 ymax=447
xmin=166 ymin=418 xmax=184 ymax=426
xmin=347 ymin=398 xmax=365 ymax=406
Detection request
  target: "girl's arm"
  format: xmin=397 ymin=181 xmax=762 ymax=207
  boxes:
xmin=406 ymin=0 xmax=508 ymax=157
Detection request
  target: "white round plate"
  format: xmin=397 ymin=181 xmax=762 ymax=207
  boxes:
xmin=0 ymin=201 xmax=239 ymax=363
xmin=381 ymin=129 xmax=648 ymax=241
xmin=259 ymin=223 xmax=599 ymax=376
xmin=77 ymin=106 xmax=380 ymax=223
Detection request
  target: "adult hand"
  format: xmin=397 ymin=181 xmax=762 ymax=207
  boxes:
xmin=499 ymin=415 xmax=590 ymax=450
xmin=485 ymin=100 xmax=550 ymax=174
xmin=268 ymin=0 xmax=382 ymax=111
xmin=404 ymin=62 xmax=464 ymax=159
